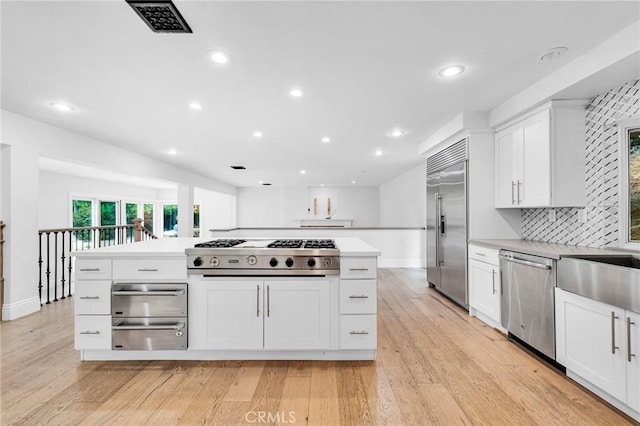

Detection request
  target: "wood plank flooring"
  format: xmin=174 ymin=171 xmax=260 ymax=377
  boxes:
xmin=1 ymin=268 xmax=636 ymax=425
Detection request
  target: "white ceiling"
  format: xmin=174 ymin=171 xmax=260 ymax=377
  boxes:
xmin=2 ymin=1 xmax=639 ymax=188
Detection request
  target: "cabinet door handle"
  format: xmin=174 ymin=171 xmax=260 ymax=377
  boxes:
xmin=79 ymin=296 xmax=100 ymax=300
xmin=267 ymin=285 xmax=270 ymax=318
xmin=137 ymin=268 xmax=158 ymax=272
xmin=349 ymin=330 xmax=369 ymax=335
xmin=611 ymin=312 xmax=620 ymax=354
xmin=256 ymin=284 xmax=260 ymax=317
xmin=349 ymin=295 xmax=369 ymax=299
xmin=511 ymin=181 xmax=516 ymax=205
xmin=517 ymin=180 xmax=522 ymax=204
xmin=628 ymin=317 xmax=636 ymax=362
xmin=492 ymin=270 xmax=496 ymax=295
xmin=79 ymin=330 xmax=101 ymax=335
xmin=80 ymin=268 xmax=100 ymax=272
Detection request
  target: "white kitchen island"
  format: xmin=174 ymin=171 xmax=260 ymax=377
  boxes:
xmin=72 ymin=237 xmax=380 ymax=361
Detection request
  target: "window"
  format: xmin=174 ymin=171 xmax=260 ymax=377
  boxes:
xmin=619 ymin=117 xmax=640 ymax=248
xmin=193 ymin=204 xmax=200 ymax=237
xmin=125 ymin=202 xmax=138 ymax=225
xmin=143 ymin=203 xmax=154 ymax=233
xmin=627 ymin=128 xmax=640 ymax=242
xmin=99 ymin=201 xmax=118 ymax=226
xmin=163 ymin=204 xmax=178 ymax=237
xmin=72 ymin=199 xmax=92 ymax=227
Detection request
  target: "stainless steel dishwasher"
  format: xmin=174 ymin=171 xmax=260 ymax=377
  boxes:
xmin=500 ymin=250 xmax=556 ymax=360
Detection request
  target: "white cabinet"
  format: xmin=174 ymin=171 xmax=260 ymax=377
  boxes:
xmin=73 ymin=258 xmax=112 ymax=351
xmin=74 ymin=316 xmax=111 ymax=350
xmin=190 ymin=279 xmax=331 ymax=351
xmin=264 ymin=281 xmax=330 ymax=350
xmin=75 ymin=281 xmax=111 ymax=315
xmin=495 ymin=100 xmax=586 ymax=208
xmin=556 ymin=289 xmax=639 ymax=415
xmin=468 ymin=245 xmax=501 ymax=327
xmin=339 ymin=256 xmax=377 ymax=350
xmin=113 ymin=258 xmax=186 ymax=280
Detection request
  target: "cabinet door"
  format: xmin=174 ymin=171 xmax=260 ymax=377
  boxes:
xmin=520 ymin=110 xmax=551 ymax=207
xmin=189 ymin=281 xmax=263 ymax=350
xmin=494 ymin=128 xmax=521 ymax=208
xmin=627 ymin=311 xmax=640 ymax=412
xmin=555 ymin=289 xmax=627 ymax=401
xmin=264 ymin=280 xmax=330 ymax=350
xmin=468 ymin=259 xmax=500 ymax=323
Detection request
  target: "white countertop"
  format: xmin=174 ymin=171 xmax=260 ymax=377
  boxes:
xmin=470 ymin=239 xmax=635 ymax=259
xmin=72 ymin=237 xmax=380 ymax=257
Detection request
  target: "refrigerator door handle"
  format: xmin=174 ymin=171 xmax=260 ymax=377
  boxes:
xmin=435 ymin=192 xmax=441 ymax=266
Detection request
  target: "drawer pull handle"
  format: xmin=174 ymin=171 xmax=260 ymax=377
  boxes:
xmin=349 ymin=295 xmax=369 ymax=299
xmin=475 ymin=252 xmax=486 ymax=256
xmin=349 ymin=330 xmax=369 ymax=335
xmin=79 ymin=330 xmax=101 ymax=335
xmin=349 ymin=268 xmax=369 ymax=271
xmin=112 ymin=322 xmax=185 ymax=331
xmin=112 ymin=289 xmax=185 ymax=296
xmin=137 ymin=268 xmax=159 ymax=272
xmin=79 ymin=296 xmax=100 ymax=300
xmin=79 ymin=268 xmax=100 ymax=272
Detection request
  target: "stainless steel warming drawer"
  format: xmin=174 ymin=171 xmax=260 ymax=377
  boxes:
xmin=111 ymin=282 xmax=187 ymax=350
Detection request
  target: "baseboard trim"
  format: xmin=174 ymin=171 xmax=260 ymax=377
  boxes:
xmin=2 ymin=297 xmax=41 ymax=320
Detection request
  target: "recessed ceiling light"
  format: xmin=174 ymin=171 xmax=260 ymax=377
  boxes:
xmin=388 ymin=128 xmax=406 ymax=138
xmin=252 ymin=131 xmax=263 ymax=138
xmin=210 ymin=50 xmax=230 ymax=64
xmin=321 ymin=137 xmax=331 ymax=143
xmin=258 ymin=180 xmax=263 ymax=184
xmin=49 ymin=102 xmax=75 ymax=112
xmin=351 ymin=180 xmax=356 ymax=184
xmin=300 ymin=170 xmax=306 ymax=174
xmin=290 ymin=88 xmax=304 ymax=98
xmin=168 ymin=149 xmax=178 ymax=156
xmin=536 ymin=47 xmax=568 ymax=62
xmin=375 ymin=150 xmax=383 ymax=156
xmin=320 ymin=184 xmax=325 ymax=187
xmin=438 ymin=65 xmax=465 ymax=78
xmin=189 ymin=102 xmax=202 ymax=110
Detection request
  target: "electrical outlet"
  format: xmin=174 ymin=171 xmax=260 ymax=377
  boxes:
xmin=578 ymin=209 xmax=587 ymax=223
xmin=548 ymin=209 xmax=557 ymax=222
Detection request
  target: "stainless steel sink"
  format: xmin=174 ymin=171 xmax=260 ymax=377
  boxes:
xmin=558 ymin=255 xmax=640 ymax=313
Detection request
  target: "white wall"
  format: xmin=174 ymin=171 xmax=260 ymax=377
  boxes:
xmin=236 ymin=186 xmax=379 ymax=228
xmin=379 ymin=164 xmax=426 ymax=227
xmin=194 ymin=187 xmax=237 ymax=233
xmin=38 ymin=170 xmax=161 ymax=229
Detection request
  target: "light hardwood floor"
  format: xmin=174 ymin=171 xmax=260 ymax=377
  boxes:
xmin=1 ymin=268 xmax=636 ymax=425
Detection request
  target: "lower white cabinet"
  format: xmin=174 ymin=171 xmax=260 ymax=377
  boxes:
xmin=75 ymin=315 xmax=111 ymax=350
xmin=339 ymin=315 xmax=377 ymax=349
xmin=468 ymin=245 xmax=501 ymax=327
xmin=556 ymin=289 xmax=639 ymax=414
xmin=190 ymin=279 xmax=330 ymax=351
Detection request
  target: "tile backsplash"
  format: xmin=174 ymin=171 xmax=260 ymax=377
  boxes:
xmin=521 ymin=79 xmax=639 ymax=248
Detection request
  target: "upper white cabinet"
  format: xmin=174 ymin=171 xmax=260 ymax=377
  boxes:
xmin=495 ymin=100 xmax=586 ymax=208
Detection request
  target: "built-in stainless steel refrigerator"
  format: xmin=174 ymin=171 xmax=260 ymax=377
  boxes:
xmin=426 ymin=140 xmax=468 ymax=308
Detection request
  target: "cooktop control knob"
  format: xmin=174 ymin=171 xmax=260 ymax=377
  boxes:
xmin=285 ymin=257 xmax=294 ymax=267
xmin=211 ymin=257 xmax=220 ymax=267
xmin=269 ymin=257 xmax=278 ymax=267
xmin=193 ymin=257 xmax=203 ymax=267
xmin=247 ymin=255 xmax=257 ymax=265
xmin=323 ymin=258 xmax=332 ymax=267
xmin=307 ymin=258 xmax=316 ymax=267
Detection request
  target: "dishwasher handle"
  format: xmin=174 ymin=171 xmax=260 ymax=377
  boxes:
xmin=499 ymin=255 xmax=551 ymax=270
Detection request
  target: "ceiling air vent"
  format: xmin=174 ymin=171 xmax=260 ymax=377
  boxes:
xmin=126 ymin=0 xmax=192 ymax=33
xmin=230 ymin=166 xmax=246 ymax=170
xmin=261 ymin=183 xmax=272 ymax=186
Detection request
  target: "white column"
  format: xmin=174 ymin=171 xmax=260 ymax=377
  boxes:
xmin=177 ymin=184 xmax=194 ymax=238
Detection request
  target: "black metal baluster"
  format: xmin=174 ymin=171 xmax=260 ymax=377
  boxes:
xmin=45 ymin=232 xmax=51 ymax=304
xmin=53 ymin=232 xmax=58 ymax=302
xmin=67 ymin=230 xmax=73 ymax=297
xmin=38 ymin=232 xmax=43 ymax=306
xmin=60 ymin=231 xmax=66 ymax=299
xmin=94 ymin=228 xmax=98 ymax=248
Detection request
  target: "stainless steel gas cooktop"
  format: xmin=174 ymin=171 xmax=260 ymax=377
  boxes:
xmin=186 ymin=239 xmax=340 ymax=276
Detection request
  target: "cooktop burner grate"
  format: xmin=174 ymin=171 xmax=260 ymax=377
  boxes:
xmin=304 ymin=239 xmax=337 ymax=249
xmin=267 ymin=240 xmax=304 ymax=249
xmin=194 ymin=239 xmax=246 ymax=248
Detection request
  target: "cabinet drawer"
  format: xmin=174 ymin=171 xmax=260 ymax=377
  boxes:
xmin=74 ymin=259 xmax=112 ymax=280
xmin=340 ymin=280 xmax=377 ymax=314
xmin=340 ymin=315 xmax=377 ymax=349
xmin=75 ymin=315 xmax=111 ymax=350
xmin=340 ymin=257 xmax=377 ymax=279
xmin=75 ymin=281 xmax=111 ymax=315
xmin=113 ymin=258 xmax=186 ymax=280
xmin=468 ymin=245 xmax=499 ymax=265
